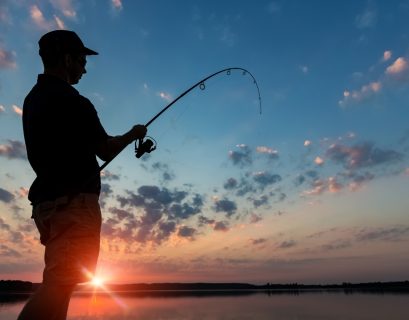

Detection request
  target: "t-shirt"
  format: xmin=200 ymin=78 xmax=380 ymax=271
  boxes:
xmin=23 ymin=74 xmax=110 ymax=205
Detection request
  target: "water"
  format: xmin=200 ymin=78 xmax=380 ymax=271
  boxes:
xmin=1 ymin=291 xmax=409 ymax=319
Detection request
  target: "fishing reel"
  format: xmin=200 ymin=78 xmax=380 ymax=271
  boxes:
xmin=135 ymin=136 xmax=157 ymax=158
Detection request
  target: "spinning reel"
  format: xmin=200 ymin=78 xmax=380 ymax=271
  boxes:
xmin=135 ymin=136 xmax=157 ymax=158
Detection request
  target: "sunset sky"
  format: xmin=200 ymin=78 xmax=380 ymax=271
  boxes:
xmin=1 ymin=0 xmax=409 ymax=285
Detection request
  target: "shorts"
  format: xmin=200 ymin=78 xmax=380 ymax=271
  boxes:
xmin=32 ymin=193 xmax=102 ymax=285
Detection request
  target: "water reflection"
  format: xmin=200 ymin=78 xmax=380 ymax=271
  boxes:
xmin=1 ymin=291 xmax=409 ymax=320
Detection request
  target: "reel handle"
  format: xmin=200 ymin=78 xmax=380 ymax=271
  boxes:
xmin=135 ymin=137 xmax=156 ymax=158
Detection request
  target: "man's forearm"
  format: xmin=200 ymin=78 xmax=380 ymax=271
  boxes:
xmin=97 ymin=125 xmax=146 ymax=161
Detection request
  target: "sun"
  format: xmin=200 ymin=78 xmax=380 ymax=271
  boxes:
xmin=91 ymin=276 xmax=104 ymax=288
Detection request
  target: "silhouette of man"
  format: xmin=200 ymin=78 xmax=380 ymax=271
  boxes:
xmin=18 ymin=30 xmax=147 ymax=320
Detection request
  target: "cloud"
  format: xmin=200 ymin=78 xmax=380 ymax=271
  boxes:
xmin=17 ymin=187 xmax=29 ymax=198
xmin=327 ymin=177 xmax=343 ymax=193
xmin=228 ymin=144 xmax=252 ymax=167
xmin=169 ymin=201 xmax=202 ymax=220
xmin=355 ymin=8 xmax=377 ymax=29
xmin=112 ymin=185 xmax=205 ymax=245
xmin=252 ymin=171 xmax=282 ymax=189
xmin=0 ymin=187 xmax=15 ymax=203
xmin=0 ymin=48 xmax=16 ymax=69
xmin=302 ymin=179 xmax=326 ymax=196
xmin=249 ymin=213 xmax=262 ymax=223
xmin=0 ymin=140 xmax=27 ymax=160
xmin=30 ymin=5 xmax=49 ymax=30
xmin=220 ymin=26 xmax=237 ymax=47
xmin=386 ymin=57 xmax=408 ymax=75
xmin=157 ymin=91 xmax=172 ymax=102
xmin=252 ymin=195 xmax=269 ymax=208
xmin=214 ymin=198 xmax=237 ymax=217
xmin=325 ymin=142 xmax=402 ymax=170
xmin=109 ymin=207 xmax=133 ymax=221
xmin=29 ymin=5 xmax=64 ymax=30
xmin=111 ymin=0 xmax=123 ymax=11
xmin=54 ymin=15 xmax=65 ymax=29
xmin=0 ymin=244 xmax=21 ymax=258
xmin=0 ymin=3 xmax=11 ymax=25
xmin=383 ymin=50 xmax=392 ymax=62
xmin=0 ymin=105 xmax=5 ymax=114
xmin=339 ymin=81 xmax=382 ymax=106
xmin=101 ymin=170 xmax=120 ymax=181
xmin=277 ymin=240 xmax=296 ymax=249
xmin=213 ymin=220 xmax=229 ymax=232
xmin=321 ymin=239 xmax=352 ymax=251
xmin=12 ymin=104 xmax=22 ymax=116
xmin=356 ymin=225 xmax=409 ymax=242
xmin=304 ymin=140 xmax=312 ymax=147
xmin=152 ymin=162 xmax=175 ymax=182
xmin=256 ymin=146 xmax=279 ymax=160
xmin=251 ymin=238 xmax=267 ymax=245
xmin=314 ymin=156 xmax=324 ymax=165
xmin=178 ymin=225 xmax=197 ymax=239
xmin=50 ymin=0 xmax=77 ymax=18
xmin=385 ymin=57 xmax=409 ymax=81
xmin=300 ymin=65 xmax=309 ymax=74
xmin=223 ymin=177 xmax=238 ymax=190
xmin=344 ymin=172 xmax=374 ymax=191
xmin=198 ymin=216 xmax=215 ymax=226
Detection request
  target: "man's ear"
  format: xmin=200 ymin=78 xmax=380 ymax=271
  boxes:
xmin=64 ymin=54 xmax=73 ymax=68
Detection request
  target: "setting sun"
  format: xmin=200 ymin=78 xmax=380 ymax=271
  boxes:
xmin=91 ymin=277 xmax=104 ymax=288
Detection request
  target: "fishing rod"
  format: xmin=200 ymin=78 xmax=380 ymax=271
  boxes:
xmin=99 ymin=67 xmax=261 ymax=173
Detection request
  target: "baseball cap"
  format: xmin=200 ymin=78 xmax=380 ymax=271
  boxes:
xmin=39 ymin=30 xmax=98 ymax=56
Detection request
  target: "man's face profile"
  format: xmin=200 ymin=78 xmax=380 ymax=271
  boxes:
xmin=66 ymin=53 xmax=87 ymax=85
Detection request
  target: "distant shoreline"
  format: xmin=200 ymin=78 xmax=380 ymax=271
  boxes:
xmin=1 ymin=280 xmax=409 ymax=294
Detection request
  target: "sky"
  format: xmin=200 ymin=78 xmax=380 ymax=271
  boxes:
xmin=0 ymin=0 xmax=409 ymax=285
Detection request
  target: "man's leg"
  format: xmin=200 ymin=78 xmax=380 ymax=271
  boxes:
xmin=17 ymin=283 xmax=76 ymax=320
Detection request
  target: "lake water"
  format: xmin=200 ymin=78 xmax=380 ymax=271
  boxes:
xmin=1 ymin=290 xmax=408 ymax=319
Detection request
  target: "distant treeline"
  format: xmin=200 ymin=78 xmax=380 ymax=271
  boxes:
xmin=0 ymin=280 xmax=33 ymax=292
xmin=1 ymin=279 xmax=409 ymax=293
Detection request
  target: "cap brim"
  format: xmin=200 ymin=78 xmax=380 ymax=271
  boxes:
xmin=84 ymin=47 xmax=98 ymax=55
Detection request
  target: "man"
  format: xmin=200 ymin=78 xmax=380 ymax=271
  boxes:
xmin=18 ymin=30 xmax=146 ymax=320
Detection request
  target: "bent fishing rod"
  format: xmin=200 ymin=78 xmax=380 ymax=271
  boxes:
xmin=99 ymin=67 xmax=262 ymax=173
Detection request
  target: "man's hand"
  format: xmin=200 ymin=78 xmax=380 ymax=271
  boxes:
xmin=130 ymin=124 xmax=147 ymax=141
xmin=96 ymin=124 xmax=147 ymax=161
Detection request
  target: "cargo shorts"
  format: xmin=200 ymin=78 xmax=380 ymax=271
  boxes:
xmin=32 ymin=193 xmax=102 ymax=285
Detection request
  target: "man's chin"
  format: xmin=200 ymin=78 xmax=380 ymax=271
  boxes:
xmin=70 ymin=78 xmax=80 ymax=85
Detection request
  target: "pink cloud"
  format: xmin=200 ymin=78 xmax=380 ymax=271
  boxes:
xmin=339 ymin=81 xmax=382 ymax=107
xmin=54 ymin=15 xmax=65 ymax=29
xmin=386 ymin=57 xmax=408 ymax=75
xmin=383 ymin=50 xmax=392 ymax=61
xmin=12 ymin=105 xmax=22 ymax=116
xmin=50 ymin=0 xmax=77 ymax=18
xmin=112 ymin=0 xmax=123 ymax=11
xmin=302 ymin=179 xmax=326 ymax=196
xmin=30 ymin=5 xmax=49 ymax=30
xmin=30 ymin=5 xmax=63 ymax=30
xmin=0 ymin=140 xmax=26 ymax=160
xmin=314 ymin=156 xmax=324 ymax=165
xmin=0 ymin=48 xmax=16 ymax=69
xmin=328 ymin=177 xmax=343 ymax=193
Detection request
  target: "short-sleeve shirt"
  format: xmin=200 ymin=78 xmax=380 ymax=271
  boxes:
xmin=23 ymin=74 xmax=110 ymax=205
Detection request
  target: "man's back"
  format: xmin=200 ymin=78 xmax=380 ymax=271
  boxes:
xmin=23 ymin=74 xmax=108 ymax=205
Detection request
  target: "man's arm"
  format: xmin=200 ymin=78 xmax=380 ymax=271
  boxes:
xmin=96 ymin=124 xmax=147 ymax=161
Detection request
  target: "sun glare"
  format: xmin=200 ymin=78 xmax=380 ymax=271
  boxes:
xmin=91 ymin=277 xmax=104 ymax=288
